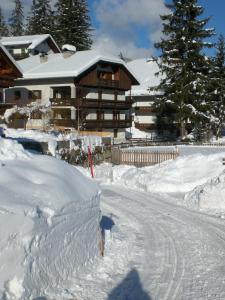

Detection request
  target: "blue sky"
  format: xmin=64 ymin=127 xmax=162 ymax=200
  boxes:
xmin=88 ymin=0 xmax=225 ymax=58
xmin=2 ymin=0 xmax=225 ymax=58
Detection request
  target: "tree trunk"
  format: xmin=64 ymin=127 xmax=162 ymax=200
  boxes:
xmin=180 ymin=119 xmax=186 ymax=140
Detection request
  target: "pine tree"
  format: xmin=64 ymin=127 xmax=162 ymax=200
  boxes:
xmin=154 ymin=0 xmax=214 ymax=140
xmin=9 ymin=0 xmax=24 ymax=36
xmin=0 ymin=6 xmax=9 ymax=37
xmin=54 ymin=0 xmax=92 ymax=50
xmin=26 ymin=0 xmax=54 ymax=35
xmin=207 ymin=35 xmax=225 ymax=139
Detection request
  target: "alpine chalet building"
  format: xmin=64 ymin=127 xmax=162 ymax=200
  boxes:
xmin=9 ymin=49 xmax=139 ymax=138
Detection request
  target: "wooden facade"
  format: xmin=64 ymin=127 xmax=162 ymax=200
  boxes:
xmin=0 ymin=46 xmax=22 ymax=116
xmin=0 ymin=47 xmax=22 ymax=88
xmin=76 ymin=61 xmax=137 ymax=91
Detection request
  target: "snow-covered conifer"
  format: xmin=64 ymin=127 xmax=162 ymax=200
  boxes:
xmin=54 ymin=0 xmax=92 ymax=50
xmin=0 ymin=7 xmax=9 ymax=37
xmin=26 ymin=0 xmax=54 ymax=35
xmin=207 ymin=35 xmax=225 ymax=139
xmin=154 ymin=0 xmax=214 ymax=140
xmin=9 ymin=0 xmax=24 ymax=36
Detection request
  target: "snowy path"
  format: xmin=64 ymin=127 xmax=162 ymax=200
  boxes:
xmin=99 ymin=185 xmax=225 ymax=300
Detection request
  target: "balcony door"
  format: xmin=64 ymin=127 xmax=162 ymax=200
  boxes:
xmin=113 ymin=111 xmax=120 ymax=121
xmin=97 ymin=110 xmax=104 ymax=120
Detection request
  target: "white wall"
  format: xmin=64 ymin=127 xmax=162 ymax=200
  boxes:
xmin=134 ymin=114 xmax=156 ymax=124
xmin=133 ymin=101 xmax=154 ymax=107
xmin=11 ymin=82 xmax=75 ymax=104
xmin=104 ymin=113 xmax=113 ymax=120
xmin=85 ymin=111 xmax=97 ymax=120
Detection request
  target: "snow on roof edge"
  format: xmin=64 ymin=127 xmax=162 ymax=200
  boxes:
xmin=18 ymin=51 xmax=140 ymax=84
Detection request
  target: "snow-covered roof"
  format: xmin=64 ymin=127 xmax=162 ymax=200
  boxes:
xmin=127 ymin=58 xmax=163 ymax=96
xmin=0 ymin=42 xmax=23 ymax=76
xmin=17 ymin=50 xmax=139 ymax=83
xmin=0 ymin=34 xmax=61 ymax=52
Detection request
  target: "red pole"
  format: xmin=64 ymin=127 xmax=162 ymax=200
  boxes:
xmin=88 ymin=145 xmax=94 ymax=178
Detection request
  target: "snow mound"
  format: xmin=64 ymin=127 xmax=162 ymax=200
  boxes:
xmin=0 ymin=138 xmax=31 ymax=161
xmin=126 ymin=127 xmax=156 ymax=139
xmin=184 ymin=171 xmax=225 ymax=213
xmin=0 ymin=151 xmax=100 ymax=299
xmin=94 ymin=152 xmax=225 ymax=193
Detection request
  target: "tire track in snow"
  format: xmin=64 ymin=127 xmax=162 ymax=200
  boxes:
xmin=101 ymin=186 xmax=225 ymax=300
xmin=101 ymin=187 xmax=186 ymax=300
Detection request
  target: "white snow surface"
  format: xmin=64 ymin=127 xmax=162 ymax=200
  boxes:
xmin=0 ymin=137 xmax=101 ymax=299
xmin=94 ymin=152 xmax=224 ymax=193
xmin=126 ymin=126 xmax=158 ymax=139
xmin=184 ymin=171 xmax=225 ymax=214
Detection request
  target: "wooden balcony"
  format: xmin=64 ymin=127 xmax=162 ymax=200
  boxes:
xmin=134 ymin=106 xmax=156 ymax=113
xmin=97 ymin=79 xmax=119 ymax=88
xmin=83 ymin=119 xmax=132 ymax=129
xmin=51 ymin=118 xmax=132 ymax=129
xmin=135 ymin=122 xmax=157 ymax=130
xmin=50 ymin=98 xmax=132 ymax=110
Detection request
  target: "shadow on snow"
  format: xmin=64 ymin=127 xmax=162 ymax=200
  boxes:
xmin=107 ymin=268 xmax=152 ymax=300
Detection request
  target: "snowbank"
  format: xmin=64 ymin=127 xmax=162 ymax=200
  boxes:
xmin=126 ymin=127 xmax=157 ymax=139
xmin=184 ymin=171 xmax=225 ymax=214
xmin=0 ymin=138 xmax=31 ymax=161
xmin=4 ymin=128 xmax=103 ymax=155
xmin=94 ymin=152 xmax=225 ymax=194
xmin=0 ymin=138 xmax=101 ymax=299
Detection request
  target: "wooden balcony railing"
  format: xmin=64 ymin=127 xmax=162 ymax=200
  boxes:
xmin=51 ymin=118 xmax=132 ymax=129
xmin=135 ymin=122 xmax=157 ymax=130
xmin=134 ymin=106 xmax=156 ymax=113
xmin=97 ymin=79 xmax=119 ymax=88
xmin=83 ymin=119 xmax=132 ymax=129
xmin=50 ymin=98 xmax=132 ymax=110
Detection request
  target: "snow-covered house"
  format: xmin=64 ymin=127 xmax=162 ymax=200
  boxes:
xmin=0 ymin=43 xmax=23 ymax=118
xmin=9 ymin=49 xmax=139 ymax=138
xmin=0 ymin=34 xmax=61 ymax=61
xmin=127 ymin=58 xmax=163 ymax=138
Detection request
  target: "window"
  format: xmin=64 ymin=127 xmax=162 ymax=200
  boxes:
xmin=52 ymin=87 xmax=71 ymax=99
xmin=33 ymin=90 xmax=42 ymax=100
xmin=97 ymin=110 xmax=104 ymax=120
xmin=14 ymin=91 xmax=21 ymax=101
xmin=29 ymin=90 xmax=42 ymax=100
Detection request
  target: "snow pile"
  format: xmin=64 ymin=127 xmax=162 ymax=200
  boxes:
xmin=4 ymin=128 xmax=103 ymax=155
xmin=0 ymin=140 xmax=101 ymax=299
xmin=94 ymin=152 xmax=225 ymax=194
xmin=184 ymin=171 xmax=225 ymax=213
xmin=126 ymin=127 xmax=157 ymax=139
xmin=0 ymin=137 xmax=31 ymax=161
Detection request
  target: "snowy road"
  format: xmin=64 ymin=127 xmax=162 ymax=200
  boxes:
xmin=100 ymin=185 xmax=225 ymax=300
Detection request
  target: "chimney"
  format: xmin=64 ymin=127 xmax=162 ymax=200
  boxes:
xmin=40 ymin=52 xmax=48 ymax=63
xmin=62 ymin=44 xmax=76 ymax=58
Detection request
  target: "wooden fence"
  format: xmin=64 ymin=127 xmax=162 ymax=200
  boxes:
xmin=112 ymin=148 xmax=179 ymax=167
xmin=114 ymin=139 xmax=225 ymax=149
